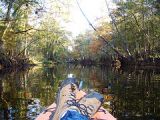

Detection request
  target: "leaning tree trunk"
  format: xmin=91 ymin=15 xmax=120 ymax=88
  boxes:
xmin=0 ymin=22 xmax=12 ymax=68
xmin=0 ymin=0 xmax=14 ymax=68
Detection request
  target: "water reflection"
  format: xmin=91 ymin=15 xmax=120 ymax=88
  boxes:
xmin=27 ymin=99 xmax=43 ymax=120
xmin=0 ymin=65 xmax=159 ymax=120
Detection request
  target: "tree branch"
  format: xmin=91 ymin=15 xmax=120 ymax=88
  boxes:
xmin=14 ymin=28 xmax=34 ymax=34
xmin=76 ymin=0 xmax=125 ymax=58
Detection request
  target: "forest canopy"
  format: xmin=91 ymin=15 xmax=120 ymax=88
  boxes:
xmin=0 ymin=0 xmax=72 ymax=67
xmin=70 ymin=0 xmax=160 ymax=66
xmin=0 ymin=0 xmax=160 ymax=68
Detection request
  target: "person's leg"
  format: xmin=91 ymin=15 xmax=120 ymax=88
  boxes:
xmin=77 ymin=91 xmax=104 ymax=118
xmin=60 ymin=110 xmax=88 ymax=120
xmin=64 ymin=90 xmax=104 ymax=119
xmin=53 ymin=78 xmax=104 ymax=120
xmin=53 ymin=78 xmax=79 ymax=120
xmin=76 ymin=90 xmax=116 ymax=120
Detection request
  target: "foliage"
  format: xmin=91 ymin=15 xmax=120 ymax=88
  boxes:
xmin=112 ymin=0 xmax=160 ymax=59
xmin=69 ymin=0 xmax=160 ymax=65
xmin=70 ymin=20 xmax=113 ymax=62
xmin=0 ymin=0 xmax=73 ymax=66
xmin=0 ymin=0 xmax=160 ymax=67
xmin=27 ymin=11 xmax=72 ymax=62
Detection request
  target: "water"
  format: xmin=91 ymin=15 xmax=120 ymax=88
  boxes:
xmin=0 ymin=65 xmax=160 ymax=120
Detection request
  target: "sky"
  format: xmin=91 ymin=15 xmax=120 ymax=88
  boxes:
xmin=0 ymin=0 xmax=117 ymax=36
xmin=30 ymin=0 xmax=117 ymax=36
xmin=65 ymin=0 xmax=116 ymax=36
xmin=28 ymin=0 xmax=117 ymax=50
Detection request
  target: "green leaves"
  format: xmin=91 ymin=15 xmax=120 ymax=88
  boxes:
xmin=112 ymin=0 xmax=160 ymax=59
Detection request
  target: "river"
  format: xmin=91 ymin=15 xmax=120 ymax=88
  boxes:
xmin=0 ymin=65 xmax=160 ymax=120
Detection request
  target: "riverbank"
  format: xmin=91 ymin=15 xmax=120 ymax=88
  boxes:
xmin=66 ymin=57 xmax=160 ymax=69
xmin=0 ymin=53 xmax=36 ymax=70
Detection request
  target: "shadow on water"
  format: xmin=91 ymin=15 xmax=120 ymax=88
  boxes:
xmin=0 ymin=64 xmax=160 ymax=120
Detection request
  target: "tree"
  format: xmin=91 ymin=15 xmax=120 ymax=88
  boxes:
xmin=112 ymin=0 xmax=160 ymax=60
xmin=0 ymin=0 xmax=73 ymax=67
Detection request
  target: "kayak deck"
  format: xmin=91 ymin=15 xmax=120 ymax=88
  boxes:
xmin=36 ymin=91 xmax=116 ymax=120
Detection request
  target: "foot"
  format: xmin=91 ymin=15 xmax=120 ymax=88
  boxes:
xmin=53 ymin=78 xmax=79 ymax=120
xmin=77 ymin=91 xmax=104 ymax=118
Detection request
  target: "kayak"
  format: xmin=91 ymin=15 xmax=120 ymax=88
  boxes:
xmin=36 ymin=90 xmax=116 ymax=120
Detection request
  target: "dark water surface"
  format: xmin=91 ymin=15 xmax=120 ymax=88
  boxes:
xmin=0 ymin=65 xmax=160 ymax=120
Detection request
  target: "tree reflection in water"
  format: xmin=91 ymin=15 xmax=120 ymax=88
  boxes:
xmin=27 ymin=99 xmax=43 ymax=120
xmin=0 ymin=65 xmax=159 ymax=119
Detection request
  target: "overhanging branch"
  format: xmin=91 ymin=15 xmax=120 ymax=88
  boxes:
xmin=14 ymin=28 xmax=34 ymax=34
xmin=75 ymin=0 xmax=125 ymax=58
